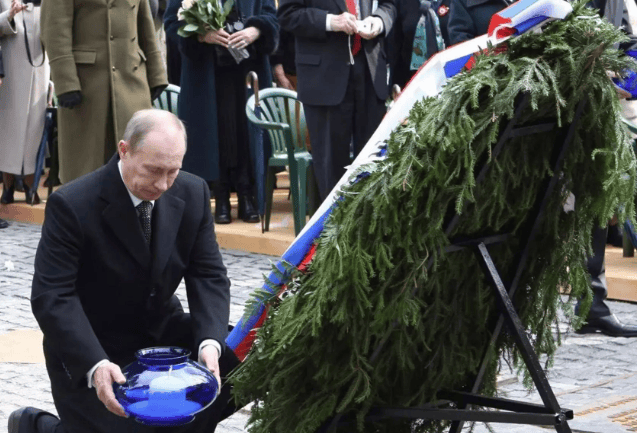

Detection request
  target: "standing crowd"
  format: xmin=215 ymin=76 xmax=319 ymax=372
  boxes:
xmin=0 ymin=0 xmax=460 ymax=226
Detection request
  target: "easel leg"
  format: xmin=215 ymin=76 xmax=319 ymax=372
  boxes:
xmin=472 ymin=242 xmax=571 ymax=433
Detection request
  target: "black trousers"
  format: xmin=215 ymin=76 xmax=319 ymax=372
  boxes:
xmin=26 ymin=314 xmax=240 ymax=433
xmin=304 ymin=54 xmax=387 ymax=199
xmin=576 ymin=225 xmax=611 ymax=320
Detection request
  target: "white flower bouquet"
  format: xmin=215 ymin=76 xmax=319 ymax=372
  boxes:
xmin=176 ymin=0 xmax=250 ymax=64
xmin=177 ymin=0 xmax=234 ymax=36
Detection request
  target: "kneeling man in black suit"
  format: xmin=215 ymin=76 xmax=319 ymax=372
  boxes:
xmin=10 ymin=109 xmax=238 ymax=433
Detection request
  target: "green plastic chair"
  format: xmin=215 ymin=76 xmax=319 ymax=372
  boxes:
xmin=153 ymin=84 xmax=180 ymax=114
xmin=246 ymin=87 xmax=317 ymax=235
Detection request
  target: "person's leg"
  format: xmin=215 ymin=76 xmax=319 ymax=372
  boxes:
xmin=8 ymin=407 xmax=62 ymax=433
xmin=576 ymin=225 xmax=637 ymax=337
xmin=352 ymin=56 xmax=387 ymax=158
xmin=1 ymin=172 xmax=15 ymax=204
xmin=304 ymin=77 xmax=355 ymax=200
xmin=586 ymin=225 xmax=612 ymax=319
xmin=13 ymin=345 xmax=154 ymax=433
xmin=23 ymin=173 xmax=41 ymax=206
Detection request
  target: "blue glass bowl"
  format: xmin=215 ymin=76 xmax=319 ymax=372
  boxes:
xmin=113 ymin=347 xmax=219 ymax=426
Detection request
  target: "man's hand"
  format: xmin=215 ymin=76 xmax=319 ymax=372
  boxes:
xmin=358 ymin=16 xmax=383 ymax=40
xmin=93 ymin=362 xmax=128 ymax=418
xmin=8 ymin=0 xmax=27 ymax=21
xmin=228 ymin=27 xmax=261 ymax=50
xmin=198 ymin=28 xmax=231 ymax=47
xmin=273 ymin=64 xmax=294 ymax=90
xmin=0 ymin=77 xmax=3 ymax=87
xmin=200 ymin=345 xmax=221 ymax=386
xmin=330 ymin=12 xmax=357 ymax=35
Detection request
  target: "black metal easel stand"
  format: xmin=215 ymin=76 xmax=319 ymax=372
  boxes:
xmin=319 ymin=94 xmax=588 ymax=433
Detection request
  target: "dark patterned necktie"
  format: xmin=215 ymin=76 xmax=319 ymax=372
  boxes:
xmin=137 ymin=201 xmax=153 ymax=244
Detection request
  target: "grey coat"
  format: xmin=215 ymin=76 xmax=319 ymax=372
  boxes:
xmin=0 ymin=1 xmax=50 ymax=175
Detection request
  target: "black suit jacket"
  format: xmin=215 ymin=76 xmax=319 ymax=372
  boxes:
xmin=278 ymin=0 xmax=396 ymax=106
xmin=0 ymin=47 xmax=4 ymax=78
xmin=31 ymin=156 xmax=231 ymax=388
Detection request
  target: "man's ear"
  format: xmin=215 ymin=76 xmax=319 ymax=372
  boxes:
xmin=118 ymin=140 xmax=129 ymax=158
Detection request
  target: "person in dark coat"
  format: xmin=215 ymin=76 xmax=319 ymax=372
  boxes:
xmin=8 ymin=109 xmax=238 ymax=433
xmin=388 ymin=0 xmax=451 ymax=90
xmin=447 ymin=0 xmax=511 ymax=45
xmin=165 ymin=0 xmax=278 ymax=224
xmin=278 ymin=0 xmax=396 ymax=199
xmin=448 ymin=0 xmax=637 ymax=337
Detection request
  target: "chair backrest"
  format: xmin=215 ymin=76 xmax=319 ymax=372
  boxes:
xmin=153 ymin=84 xmax=181 ymax=115
xmin=246 ymin=88 xmax=309 ymax=155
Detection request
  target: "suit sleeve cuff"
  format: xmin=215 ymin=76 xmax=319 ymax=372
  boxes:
xmin=198 ymin=339 xmax=221 ymax=363
xmin=0 ymin=11 xmax=17 ymax=35
xmin=326 ymin=14 xmax=334 ymax=31
xmin=86 ymin=359 xmax=110 ymax=389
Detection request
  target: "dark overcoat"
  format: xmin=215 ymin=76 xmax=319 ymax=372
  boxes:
xmin=447 ymin=0 xmax=509 ymax=45
xmin=164 ymin=0 xmax=278 ymax=182
xmin=31 ymin=156 xmax=231 ymax=431
xmin=40 ymin=0 xmax=168 ymax=183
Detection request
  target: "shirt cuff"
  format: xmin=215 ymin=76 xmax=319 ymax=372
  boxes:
xmin=326 ymin=14 xmax=334 ymax=31
xmin=86 ymin=359 xmax=110 ymax=388
xmin=198 ymin=339 xmax=221 ymax=364
xmin=372 ymin=16 xmax=384 ymax=34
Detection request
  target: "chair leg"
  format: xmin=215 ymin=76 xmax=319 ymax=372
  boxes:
xmin=265 ymin=168 xmax=276 ymax=232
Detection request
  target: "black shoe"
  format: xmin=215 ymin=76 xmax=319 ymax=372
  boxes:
xmin=24 ymin=184 xmax=41 ymax=206
xmin=0 ymin=218 xmax=8 ymax=229
xmin=238 ymin=195 xmax=260 ymax=223
xmin=214 ymin=198 xmax=232 ymax=224
xmin=9 ymin=407 xmax=59 ymax=433
xmin=576 ymin=314 xmax=637 ymax=337
xmin=8 ymin=407 xmax=38 ymax=433
xmin=1 ymin=184 xmax=14 ymax=204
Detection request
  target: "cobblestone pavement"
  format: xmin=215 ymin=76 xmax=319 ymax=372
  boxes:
xmin=2 ymin=222 xmax=637 ymax=432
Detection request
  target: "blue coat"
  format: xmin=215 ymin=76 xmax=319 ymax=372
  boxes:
xmin=165 ymin=0 xmax=279 ymax=181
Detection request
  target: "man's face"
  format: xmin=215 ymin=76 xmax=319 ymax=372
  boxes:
xmin=118 ymin=128 xmax=186 ymax=201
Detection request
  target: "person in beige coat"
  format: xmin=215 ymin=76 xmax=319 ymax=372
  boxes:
xmin=0 ymin=0 xmax=50 ymax=205
xmin=41 ymin=0 xmax=168 ymax=183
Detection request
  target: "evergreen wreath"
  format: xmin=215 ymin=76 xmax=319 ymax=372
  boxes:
xmin=231 ymin=2 xmax=637 ymax=432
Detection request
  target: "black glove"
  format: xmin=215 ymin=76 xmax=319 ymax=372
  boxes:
xmin=57 ymin=91 xmax=82 ymax=109
xmin=151 ymin=85 xmax=167 ymax=102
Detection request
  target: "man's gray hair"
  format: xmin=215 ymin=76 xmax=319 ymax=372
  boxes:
xmin=122 ymin=109 xmax=187 ymax=152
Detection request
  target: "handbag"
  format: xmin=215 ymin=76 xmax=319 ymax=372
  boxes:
xmin=22 ymin=4 xmax=46 ymax=68
xmin=213 ymin=1 xmax=256 ymax=67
